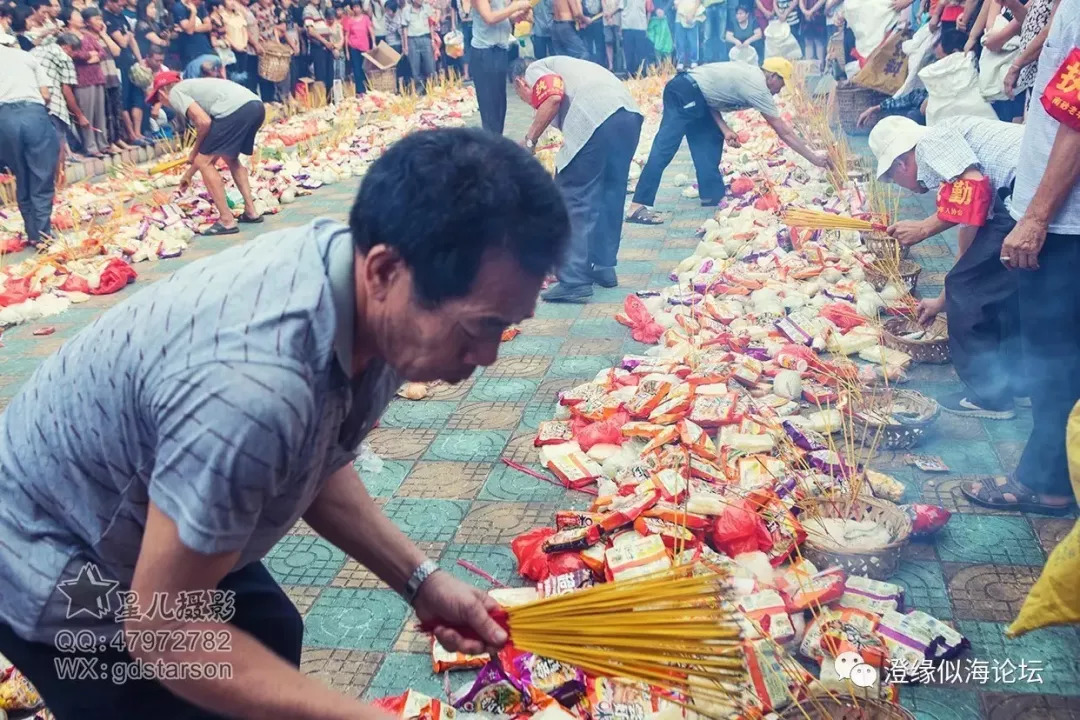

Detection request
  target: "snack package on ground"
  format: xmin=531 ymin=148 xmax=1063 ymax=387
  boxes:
xmin=836 ymin=576 xmax=905 ymax=615
xmin=785 ymin=566 xmax=846 ymax=612
xmin=604 ymin=533 xmax=672 ymax=581
xmin=743 ymin=639 xmax=816 ymax=714
xmin=454 ymin=663 xmax=527 ymax=715
xmin=499 ymin=647 xmax=587 ymax=704
xmin=432 ymin=638 xmax=490 ymax=673
xmin=865 ymin=469 xmax=906 ymax=502
xmin=739 ymin=590 xmax=797 ymax=645
xmin=376 ymin=689 xmax=457 ymax=720
xmin=901 ymin=504 xmax=951 ymax=538
xmin=538 ymin=569 xmax=595 ymax=598
xmin=511 ymin=527 xmax=589 ymax=582
xmin=878 ymin=610 xmax=970 ymax=667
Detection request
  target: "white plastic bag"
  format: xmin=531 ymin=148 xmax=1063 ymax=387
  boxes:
xmin=729 ymin=44 xmax=759 ymax=64
xmin=843 ymin=0 xmax=899 ymax=59
xmin=764 ymin=20 xmax=802 ymax=60
xmin=893 ymin=22 xmax=938 ymax=98
xmin=919 ymin=51 xmax=998 ymax=125
xmin=978 ymin=14 xmax=1021 ymax=101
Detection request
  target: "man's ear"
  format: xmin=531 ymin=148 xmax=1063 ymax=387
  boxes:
xmin=359 ymin=244 xmax=407 ymax=303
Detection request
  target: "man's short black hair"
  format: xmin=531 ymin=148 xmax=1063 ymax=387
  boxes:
xmin=509 ymin=57 xmax=532 ymax=82
xmin=81 ymin=5 xmax=102 ymax=20
xmin=56 ymin=31 xmax=81 ymax=48
xmin=147 ymin=42 xmax=166 ymax=55
xmin=937 ymin=28 xmax=967 ymax=55
xmin=349 ymin=128 xmax=569 ymax=307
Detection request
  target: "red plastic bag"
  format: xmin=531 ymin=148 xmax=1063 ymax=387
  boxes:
xmin=511 ymin=528 xmax=589 ymax=582
xmin=0 ymin=277 xmax=34 ymax=308
xmin=730 ymin=177 xmax=755 ymax=197
xmin=819 ymin=302 xmax=866 ymax=332
xmin=615 ymin=296 xmax=663 ymax=344
xmin=89 ymin=258 xmax=137 ymax=295
xmin=574 ymin=411 xmax=629 ymax=453
xmin=59 ymin=274 xmax=91 ymax=293
xmin=710 ymin=498 xmax=774 ymax=557
xmin=0 ymin=236 xmax=26 ymax=254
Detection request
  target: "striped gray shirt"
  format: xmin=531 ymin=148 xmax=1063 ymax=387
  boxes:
xmin=0 ymin=219 xmax=399 ymax=642
xmin=525 ymin=56 xmax=642 ymax=172
xmin=915 ymin=116 xmax=1024 ymax=195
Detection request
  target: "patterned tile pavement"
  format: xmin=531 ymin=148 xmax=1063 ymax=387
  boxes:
xmin=1 ymin=94 xmax=1079 ymax=718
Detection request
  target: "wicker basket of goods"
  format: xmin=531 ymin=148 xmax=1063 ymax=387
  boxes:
xmin=363 ymin=42 xmax=402 ymax=94
xmin=780 ymin=697 xmax=916 ymax=719
xmin=862 ymin=230 xmax=910 ymax=260
xmin=258 ymin=41 xmax=293 ymax=83
xmin=852 ymin=388 xmax=940 ymax=450
xmin=883 ymin=315 xmax=950 ymax=364
xmin=836 ymin=81 xmax=887 ymax=136
xmin=798 ymin=495 xmax=913 ymax=580
xmin=864 ymin=258 xmax=921 ymax=292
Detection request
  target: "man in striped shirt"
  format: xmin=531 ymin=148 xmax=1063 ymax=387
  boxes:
xmin=870 ymin=115 xmax=1025 ymax=421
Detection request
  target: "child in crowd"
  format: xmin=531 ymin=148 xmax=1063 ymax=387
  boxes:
xmin=673 ymin=0 xmax=703 ymax=70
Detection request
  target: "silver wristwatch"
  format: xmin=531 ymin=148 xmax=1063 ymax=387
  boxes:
xmin=525 ymin=137 xmax=537 ymax=150
xmin=403 ymin=559 xmax=440 ymax=605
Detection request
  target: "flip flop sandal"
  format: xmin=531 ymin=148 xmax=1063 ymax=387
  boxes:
xmin=202 ymin=222 xmax=240 ymax=236
xmin=960 ymin=476 xmax=1074 ymax=515
xmin=625 ymin=207 xmax=664 ymax=225
xmin=238 ymin=213 xmax=264 ymax=224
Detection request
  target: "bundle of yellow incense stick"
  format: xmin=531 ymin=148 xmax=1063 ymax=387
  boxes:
xmin=782 ymin=208 xmax=887 ymax=232
xmin=426 ymin=565 xmax=747 ymax=718
xmin=148 ymin=157 xmax=188 ymax=175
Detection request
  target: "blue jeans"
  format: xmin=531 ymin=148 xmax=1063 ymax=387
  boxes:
xmin=674 ymin=24 xmax=699 ymax=66
xmin=555 ymin=109 xmax=643 ymax=287
xmin=350 ymin=49 xmax=368 ymax=93
xmin=704 ymin=3 xmax=728 ymax=61
xmin=632 ymin=73 xmax=724 ymax=206
xmin=0 ymin=102 xmax=58 ymax=243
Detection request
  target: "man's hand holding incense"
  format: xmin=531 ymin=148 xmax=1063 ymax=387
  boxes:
xmin=413 ymin=570 xmax=508 ymax=655
xmin=888 ymin=219 xmax=929 ymax=246
xmin=917 ymin=292 xmax=945 ymax=325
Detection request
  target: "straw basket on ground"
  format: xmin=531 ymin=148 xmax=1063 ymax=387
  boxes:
xmin=852 ymin=388 xmax=940 ymax=450
xmin=862 ymin=230 xmax=910 ymax=260
xmin=780 ymin=697 xmax=916 ymax=719
xmin=797 ymin=495 xmax=913 ymax=580
xmin=836 ymin=81 xmax=887 ymax=136
xmin=258 ymin=41 xmax=292 ymax=83
xmin=865 ymin=258 xmax=921 ymax=292
xmin=365 ymin=65 xmax=397 ymax=93
xmin=883 ymin=315 xmax=950 ymax=364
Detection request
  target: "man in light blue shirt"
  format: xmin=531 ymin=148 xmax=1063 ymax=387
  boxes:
xmin=0 ymin=128 xmax=569 ymax=719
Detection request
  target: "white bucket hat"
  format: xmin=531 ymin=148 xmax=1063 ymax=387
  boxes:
xmin=868 ymin=116 xmax=930 ymax=180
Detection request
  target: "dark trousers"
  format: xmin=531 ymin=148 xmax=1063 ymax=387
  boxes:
xmin=471 ymin=46 xmax=509 ymax=134
xmin=632 ymin=73 xmax=724 ymax=206
xmin=350 ymin=49 xmax=368 ymax=93
xmin=622 ymin=28 xmax=652 ymax=75
xmin=555 ymin=109 xmax=643 ymax=287
xmin=533 ymin=34 xmax=552 ymax=58
xmin=233 ymin=50 xmax=258 ymax=92
xmin=0 ymin=102 xmax=58 ymax=244
xmin=0 ymin=562 xmax=302 ymax=719
xmin=552 ymin=20 xmax=590 ymax=59
xmin=580 ymin=20 xmax=605 ymax=66
xmin=1015 ymin=232 xmax=1080 ymax=497
xmin=312 ymin=44 xmax=334 ymax=92
xmin=703 ymin=3 xmax=727 ymax=62
xmin=944 ymin=198 xmax=1021 ymax=410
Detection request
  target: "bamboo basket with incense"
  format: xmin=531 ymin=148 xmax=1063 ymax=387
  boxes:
xmin=864 ymin=258 xmax=921 ymax=293
xmin=425 ymin=565 xmax=748 ymax=719
xmin=797 ymin=495 xmax=912 ymax=580
xmin=882 ymin=315 xmax=950 ymax=364
xmin=850 ymin=388 xmax=940 ymax=450
xmin=780 ymin=696 xmax=916 ymax=719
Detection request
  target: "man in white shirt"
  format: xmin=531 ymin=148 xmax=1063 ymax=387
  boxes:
xmin=626 ymin=59 xmax=829 ymax=223
xmin=401 ymin=0 xmax=436 ymax=86
xmin=0 ymin=45 xmax=59 ymax=245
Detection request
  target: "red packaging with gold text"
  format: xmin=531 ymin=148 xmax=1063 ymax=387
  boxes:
xmin=935 ymin=177 xmax=992 ymax=227
xmin=1040 ymin=48 xmax=1080 ymax=132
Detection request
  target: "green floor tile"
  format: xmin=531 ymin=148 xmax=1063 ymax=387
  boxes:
xmin=466 ymin=378 xmax=541 ymax=404
xmin=383 ymin=498 xmax=470 ymax=542
xmin=955 ymin=621 xmax=1080 ymax=696
xmin=378 ymin=401 xmax=457 ymax=429
xmin=917 ymin=436 xmax=1005 ymax=476
xmin=424 ymin=430 xmax=510 ymax=463
xmin=533 ymin=302 xmax=584 ymax=319
xmin=518 ymin=402 xmax=560 ymax=432
xmin=936 ymin=515 xmax=1044 ymax=566
xmin=570 ymin=318 xmax=625 ymax=338
xmin=549 ymin=355 xmax=620 ymax=378
xmin=494 ymin=335 xmax=566 ymax=356
xmin=264 ymin=536 xmax=347 ymax=586
xmin=478 ymin=462 xmax=567 ymax=503
xmin=304 ymin=588 xmax=408 ymax=651
xmin=363 ymin=652 xmax=450 ymax=699
xmin=899 ymin=686 xmax=982 ymax=720
xmin=891 ymin=558 xmax=953 ymax=620
xmin=357 ymin=459 xmax=412 ymax=497
xmin=439 ymin=543 xmax=526 ymax=589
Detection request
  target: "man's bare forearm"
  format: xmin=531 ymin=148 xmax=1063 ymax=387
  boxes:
xmin=304 ymin=464 xmax=427 ymax=595
xmin=1022 ymin=123 xmax=1080 ymax=226
xmin=526 ymin=96 xmax=561 ymax=143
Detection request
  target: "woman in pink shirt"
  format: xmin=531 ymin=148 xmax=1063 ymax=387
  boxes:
xmin=344 ymin=2 xmax=376 ymax=93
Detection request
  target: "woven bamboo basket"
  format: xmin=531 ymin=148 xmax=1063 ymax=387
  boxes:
xmin=798 ymin=495 xmax=913 ymax=580
xmin=852 ymin=388 xmax=940 ymax=450
xmin=865 ymin=258 xmax=921 ymax=292
xmin=365 ymin=63 xmax=397 ymax=94
xmin=883 ymin=315 xmax=950 ymax=364
xmin=836 ymin=81 xmax=887 ymax=136
xmin=862 ymin=230 xmax=911 ymax=260
xmin=258 ymin=41 xmax=293 ymax=83
xmin=781 ymin=697 xmax=916 ymax=719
